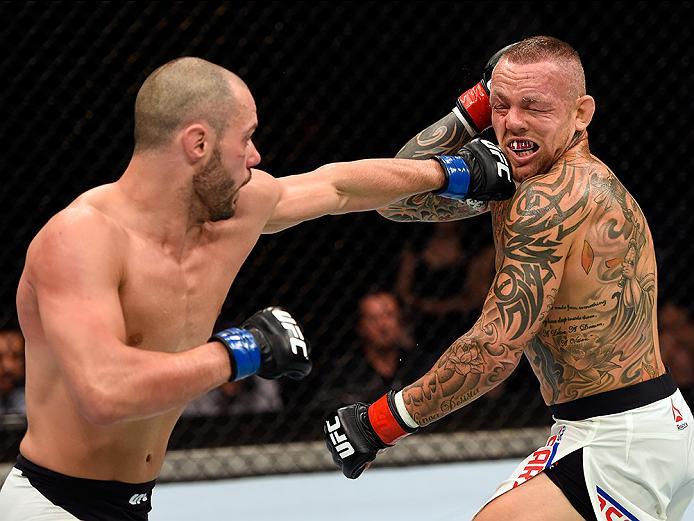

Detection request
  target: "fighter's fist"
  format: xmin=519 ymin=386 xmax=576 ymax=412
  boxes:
xmin=454 ymin=43 xmax=518 ymax=134
xmin=212 ymin=307 xmax=311 ymax=381
xmin=324 ymin=391 xmax=417 ymax=479
xmin=434 ymin=138 xmax=515 ymax=202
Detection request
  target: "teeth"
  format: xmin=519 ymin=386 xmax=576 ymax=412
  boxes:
xmin=509 ymin=139 xmax=535 ymax=152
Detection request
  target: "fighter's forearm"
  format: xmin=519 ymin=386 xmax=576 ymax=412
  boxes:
xmin=401 ymin=323 xmax=523 ymax=426
xmin=301 ymin=158 xmax=447 ymax=216
xmin=396 ymin=112 xmax=473 ymax=160
xmin=85 ymin=341 xmax=229 ymax=425
xmin=378 ymin=112 xmax=486 ymax=222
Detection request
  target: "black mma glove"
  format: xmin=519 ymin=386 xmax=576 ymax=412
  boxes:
xmin=454 ymin=42 xmax=518 ymax=135
xmin=324 ymin=390 xmax=418 ymax=479
xmin=211 ymin=307 xmax=312 ymax=381
xmin=433 ymin=138 xmax=514 ymax=201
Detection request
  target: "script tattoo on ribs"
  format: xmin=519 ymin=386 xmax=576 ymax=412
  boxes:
xmin=527 ymin=169 xmax=658 ymax=402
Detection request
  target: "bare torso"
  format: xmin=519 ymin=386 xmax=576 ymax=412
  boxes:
xmin=16 ymin=175 xmax=277 ymax=482
xmin=490 ymin=145 xmax=664 ymax=404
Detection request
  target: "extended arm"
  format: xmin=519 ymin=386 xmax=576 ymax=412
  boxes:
xmin=265 ymin=140 xmax=514 ymax=233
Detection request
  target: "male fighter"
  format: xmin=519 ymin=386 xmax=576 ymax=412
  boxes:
xmin=325 ymin=36 xmax=694 ymax=521
xmin=0 ymin=57 xmax=514 ymax=520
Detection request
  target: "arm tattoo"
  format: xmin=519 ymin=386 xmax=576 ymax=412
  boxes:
xmin=378 ymin=112 xmax=488 ymax=222
xmin=497 ymin=162 xmax=591 ymax=337
xmin=402 ymin=160 xmax=592 ymax=424
xmin=402 ymin=318 xmax=523 ymax=426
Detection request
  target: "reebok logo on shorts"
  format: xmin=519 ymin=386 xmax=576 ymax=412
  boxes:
xmin=672 ymin=400 xmax=688 ymax=430
xmin=596 ymin=486 xmax=639 ymax=521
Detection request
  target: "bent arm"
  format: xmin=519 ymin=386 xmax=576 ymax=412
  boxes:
xmin=378 ymin=112 xmax=489 ymax=222
xmin=265 ymin=158 xmax=446 ymax=233
xmin=31 ymin=210 xmax=231 ymax=425
xmin=401 ymin=170 xmax=591 ymax=424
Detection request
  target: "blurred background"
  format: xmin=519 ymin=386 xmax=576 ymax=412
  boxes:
xmin=1 ymin=1 xmax=693 ymax=482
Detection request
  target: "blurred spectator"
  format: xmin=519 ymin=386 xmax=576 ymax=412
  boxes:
xmin=0 ymin=330 xmax=25 ymax=415
xmin=396 ymin=222 xmax=495 ymax=356
xmin=335 ymin=291 xmax=427 ymax=404
xmin=659 ymin=301 xmax=694 ymax=392
xmin=182 ymin=376 xmax=283 ymax=418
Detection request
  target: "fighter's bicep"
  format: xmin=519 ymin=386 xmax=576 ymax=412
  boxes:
xmin=487 ymin=250 xmax=566 ymax=345
xmin=264 ymin=169 xmax=342 ymax=233
xmin=31 ymin=212 xmax=127 ymax=384
xmin=485 ymin=179 xmax=587 ymax=345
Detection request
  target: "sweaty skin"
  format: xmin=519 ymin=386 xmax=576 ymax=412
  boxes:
xmin=16 ymin=77 xmax=446 ymax=483
xmin=381 ymin=59 xmax=663 ymax=425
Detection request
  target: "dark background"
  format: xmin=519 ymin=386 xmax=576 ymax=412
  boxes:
xmin=1 ymin=1 xmax=692 ymax=464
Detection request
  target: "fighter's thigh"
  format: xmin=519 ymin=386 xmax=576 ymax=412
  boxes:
xmin=0 ymin=469 xmax=79 ymax=521
xmin=474 ymin=472 xmax=584 ymax=521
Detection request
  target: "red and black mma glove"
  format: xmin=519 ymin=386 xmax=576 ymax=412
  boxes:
xmin=454 ymin=42 xmax=518 ymax=135
xmin=433 ymin=138 xmax=515 ymax=202
xmin=324 ymin=390 xmax=418 ymax=479
xmin=211 ymin=307 xmax=312 ymax=382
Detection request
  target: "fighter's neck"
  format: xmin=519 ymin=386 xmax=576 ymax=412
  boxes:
xmin=561 ymin=130 xmax=591 ymax=161
xmin=113 ymin=157 xmax=209 ymax=256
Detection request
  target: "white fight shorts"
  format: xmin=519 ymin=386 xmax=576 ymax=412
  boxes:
xmin=484 ymin=374 xmax=694 ymax=520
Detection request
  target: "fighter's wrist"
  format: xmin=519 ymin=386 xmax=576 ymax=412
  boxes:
xmin=210 ymin=328 xmax=261 ymax=381
xmin=367 ymin=390 xmax=418 ymax=446
xmin=432 ymin=155 xmax=471 ymax=200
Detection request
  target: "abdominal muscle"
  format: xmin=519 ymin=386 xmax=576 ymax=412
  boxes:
xmin=20 ymin=369 xmax=182 ymax=483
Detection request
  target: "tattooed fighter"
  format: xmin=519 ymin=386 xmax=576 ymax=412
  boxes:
xmin=324 ymin=36 xmax=694 ymax=521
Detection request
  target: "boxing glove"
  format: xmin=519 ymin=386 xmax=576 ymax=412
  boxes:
xmin=434 ymin=138 xmax=514 ymax=201
xmin=212 ymin=307 xmax=311 ymax=381
xmin=324 ymin=390 xmax=418 ymax=479
xmin=454 ymin=43 xmax=518 ymax=135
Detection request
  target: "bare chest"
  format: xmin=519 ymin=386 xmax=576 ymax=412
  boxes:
xmin=119 ymin=240 xmax=243 ymax=352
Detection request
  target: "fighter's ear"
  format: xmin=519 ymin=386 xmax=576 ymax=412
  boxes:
xmin=181 ymin=123 xmax=210 ymax=164
xmin=574 ymin=95 xmax=595 ymax=132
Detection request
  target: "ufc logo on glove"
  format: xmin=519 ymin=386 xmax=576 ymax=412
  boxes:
xmin=271 ymin=308 xmax=308 ymax=359
xmin=479 ymin=139 xmax=512 ymax=183
xmin=325 ymin=416 xmax=355 ymax=459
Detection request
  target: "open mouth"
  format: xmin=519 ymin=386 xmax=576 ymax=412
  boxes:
xmin=507 ymin=139 xmax=539 ymax=158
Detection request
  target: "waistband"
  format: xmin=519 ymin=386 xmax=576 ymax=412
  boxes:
xmin=15 ymin=454 xmax=156 ymax=521
xmin=549 ymin=373 xmax=677 ymax=421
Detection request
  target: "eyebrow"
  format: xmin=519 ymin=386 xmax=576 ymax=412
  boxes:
xmin=521 ymin=96 xmax=550 ymax=107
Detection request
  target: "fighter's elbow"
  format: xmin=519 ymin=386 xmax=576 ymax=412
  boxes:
xmin=75 ymin=381 xmax=127 ymax=426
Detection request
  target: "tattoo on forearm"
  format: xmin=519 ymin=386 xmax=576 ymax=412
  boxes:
xmin=396 ymin=113 xmax=471 ymax=159
xmin=379 ymin=112 xmax=487 ymax=222
xmin=402 ymin=319 xmax=522 ymax=425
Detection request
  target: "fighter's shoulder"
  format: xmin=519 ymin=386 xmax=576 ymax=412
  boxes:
xmin=27 ymin=205 xmax=126 ymax=280
xmin=505 ymin=159 xmax=597 ymax=235
xmin=236 ymin=168 xmax=283 ymax=212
